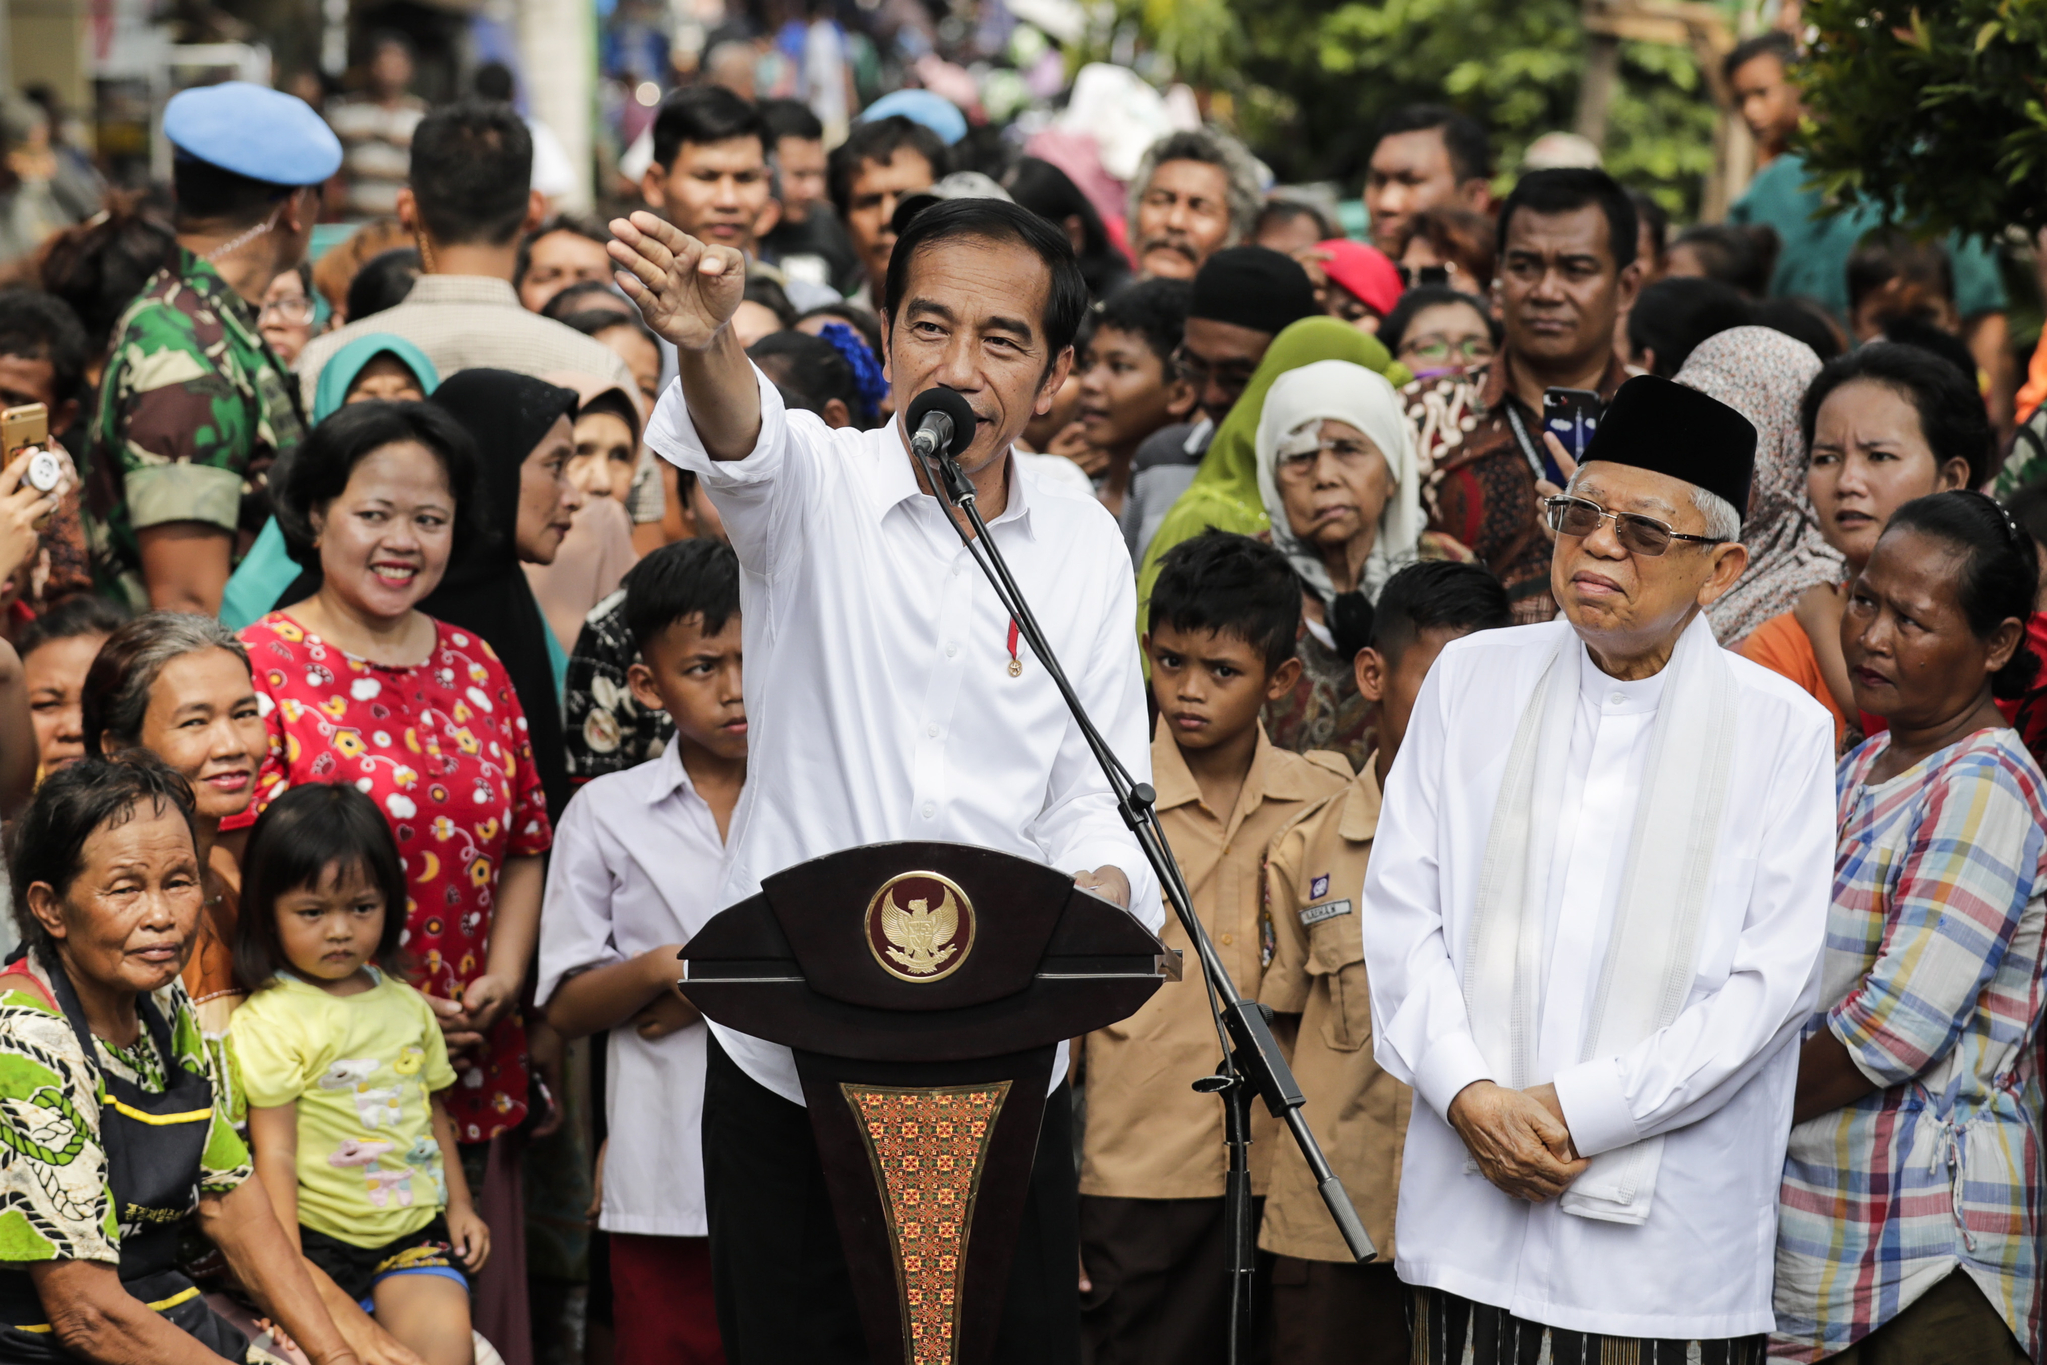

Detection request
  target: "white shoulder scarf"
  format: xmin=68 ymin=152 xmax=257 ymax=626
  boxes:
xmin=1464 ymin=613 xmax=1738 ymax=1224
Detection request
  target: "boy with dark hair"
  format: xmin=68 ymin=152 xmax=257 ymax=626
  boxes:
xmin=1074 ymin=277 xmax=1196 ymax=520
xmin=515 ymin=213 xmax=615 ymax=314
xmin=1082 ymin=529 xmax=1350 ymax=1365
xmin=539 ymin=536 xmax=745 ymax=1365
xmin=759 ymin=97 xmax=859 ymax=291
xmin=297 ymin=98 xmax=635 ymax=406
xmin=644 ymin=87 xmax=837 ymax=311
xmin=1364 ymin=105 xmax=1495 ymax=255
xmin=826 ymin=114 xmax=949 ymax=305
xmin=1257 ymin=560 xmax=1510 ymax=1365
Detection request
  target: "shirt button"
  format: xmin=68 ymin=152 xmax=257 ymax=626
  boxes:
xmin=1220 ymin=933 xmax=1234 ymax=946
xmin=1610 ymin=692 xmax=1624 ymax=705
xmin=945 ymin=642 xmax=958 ymax=657
xmin=921 ymin=802 xmax=936 ymax=819
xmin=926 ymin=724 xmax=939 ymax=738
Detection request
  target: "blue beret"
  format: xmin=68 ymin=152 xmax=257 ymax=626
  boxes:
xmin=163 ymin=82 xmax=342 ymax=186
xmin=859 ymin=90 xmax=967 ymax=147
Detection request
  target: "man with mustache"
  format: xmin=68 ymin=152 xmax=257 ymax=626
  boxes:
xmin=1362 ymin=375 xmax=1835 ymax=1365
xmin=1127 ymin=128 xmax=1263 ymax=282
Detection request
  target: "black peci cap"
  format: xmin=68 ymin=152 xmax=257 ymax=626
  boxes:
xmin=1580 ymin=374 xmax=1757 ymax=523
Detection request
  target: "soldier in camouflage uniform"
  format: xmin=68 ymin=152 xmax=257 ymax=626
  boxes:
xmin=86 ymin=81 xmax=340 ymax=611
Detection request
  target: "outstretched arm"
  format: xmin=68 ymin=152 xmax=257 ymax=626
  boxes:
xmin=608 ymin=211 xmax=759 ymax=462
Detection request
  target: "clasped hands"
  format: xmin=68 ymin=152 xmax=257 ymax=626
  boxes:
xmin=1446 ymin=1080 xmax=1590 ymax=1202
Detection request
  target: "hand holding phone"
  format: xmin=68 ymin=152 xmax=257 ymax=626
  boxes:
xmin=1540 ymin=388 xmax=1603 ymax=486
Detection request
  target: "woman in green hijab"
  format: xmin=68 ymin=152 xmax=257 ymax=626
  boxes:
xmin=1135 ymin=317 xmax=1410 ymax=618
xmin=220 ymin=335 xmax=440 ymax=630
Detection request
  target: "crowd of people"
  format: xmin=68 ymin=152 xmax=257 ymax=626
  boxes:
xmin=0 ymin=18 xmax=2037 ymax=1365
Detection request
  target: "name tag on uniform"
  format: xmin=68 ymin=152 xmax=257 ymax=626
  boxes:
xmin=1299 ymin=899 xmax=1352 ymax=927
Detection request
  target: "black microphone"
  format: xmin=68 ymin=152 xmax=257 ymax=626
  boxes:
xmin=906 ymin=386 xmax=978 ymax=464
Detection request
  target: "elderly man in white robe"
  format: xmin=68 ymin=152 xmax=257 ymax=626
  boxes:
xmin=1362 ymin=375 xmax=1836 ymax=1364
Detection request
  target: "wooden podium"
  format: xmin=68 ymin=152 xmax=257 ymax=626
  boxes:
xmin=680 ymin=841 xmax=1175 ymax=1365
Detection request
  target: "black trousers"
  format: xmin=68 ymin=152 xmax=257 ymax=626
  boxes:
xmin=703 ymin=1037 xmax=1081 ymax=1365
xmin=1078 ymin=1195 xmax=1271 ymax=1365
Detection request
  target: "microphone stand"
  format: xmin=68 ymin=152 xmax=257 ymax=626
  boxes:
xmin=913 ymin=429 xmax=1377 ymax=1365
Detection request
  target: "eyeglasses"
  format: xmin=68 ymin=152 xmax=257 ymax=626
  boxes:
xmin=1399 ymin=333 xmax=1494 ymax=366
xmin=1276 ymin=437 xmax=1381 ymax=476
xmin=260 ymin=295 xmax=316 ymax=326
xmin=1398 ymin=264 xmax=1450 ymax=289
xmin=1544 ymin=495 xmax=1728 ymax=556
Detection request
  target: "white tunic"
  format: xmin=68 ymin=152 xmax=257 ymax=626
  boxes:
xmin=536 ymin=744 xmax=724 ymax=1236
xmin=1362 ymin=618 xmax=1835 ymax=1339
xmin=649 ymin=367 xmax=1161 ymax=1105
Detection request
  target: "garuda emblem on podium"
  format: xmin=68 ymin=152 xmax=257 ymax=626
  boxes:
xmin=866 ymin=872 xmax=976 ymax=984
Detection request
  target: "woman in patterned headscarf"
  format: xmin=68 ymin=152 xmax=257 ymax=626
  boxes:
xmin=1674 ymin=326 xmax=1843 ymax=647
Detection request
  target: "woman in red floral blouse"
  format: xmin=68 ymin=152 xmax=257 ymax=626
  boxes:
xmin=230 ymin=398 xmax=554 ymax=1144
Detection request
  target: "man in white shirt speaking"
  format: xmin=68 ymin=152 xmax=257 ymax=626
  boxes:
xmin=1361 ymin=375 xmax=1835 ymax=1362
xmin=608 ymin=196 xmax=1159 ymax=1361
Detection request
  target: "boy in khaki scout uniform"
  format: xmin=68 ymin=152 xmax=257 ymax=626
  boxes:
xmin=1081 ymin=531 xmax=1349 ymax=1365
xmin=1258 ymin=561 xmax=1513 ymax=1365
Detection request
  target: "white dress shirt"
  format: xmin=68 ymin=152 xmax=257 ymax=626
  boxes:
xmin=649 ymin=367 xmax=1161 ymax=1105
xmin=536 ymin=745 xmax=726 ymax=1236
xmin=1362 ymin=618 xmax=1834 ymax=1340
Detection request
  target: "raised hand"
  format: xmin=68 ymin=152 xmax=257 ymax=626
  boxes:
xmin=607 ymin=210 xmax=746 ymax=353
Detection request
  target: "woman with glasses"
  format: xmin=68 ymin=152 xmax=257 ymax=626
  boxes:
xmin=1739 ymin=344 xmax=1988 ymax=748
xmin=255 ymin=263 xmax=317 ymax=368
xmin=1378 ymin=286 xmax=1498 ymax=381
xmin=1253 ymin=358 xmax=1470 ymax=769
xmin=1772 ymin=491 xmax=2046 ymax=1365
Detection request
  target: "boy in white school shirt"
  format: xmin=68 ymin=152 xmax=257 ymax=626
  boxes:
xmin=537 ymin=538 xmax=747 ymax=1365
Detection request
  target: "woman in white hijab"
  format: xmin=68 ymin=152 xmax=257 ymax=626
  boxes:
xmin=1254 ymin=358 xmax=1459 ymax=768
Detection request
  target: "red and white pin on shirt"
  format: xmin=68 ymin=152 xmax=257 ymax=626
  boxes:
xmin=1007 ymin=620 xmax=1023 ymax=677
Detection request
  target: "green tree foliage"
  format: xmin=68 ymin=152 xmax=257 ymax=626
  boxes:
xmin=1795 ymin=0 xmax=2047 ymax=241
xmin=1083 ymin=0 xmax=1719 ymax=217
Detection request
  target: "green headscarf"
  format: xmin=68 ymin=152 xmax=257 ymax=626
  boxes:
xmin=309 ymin=333 xmax=440 ymax=421
xmin=1136 ymin=318 xmax=1410 ymax=624
xmin=219 ymin=335 xmax=442 ymax=630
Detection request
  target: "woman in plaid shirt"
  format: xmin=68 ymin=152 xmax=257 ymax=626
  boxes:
xmin=1773 ymin=491 xmax=2047 ymax=1364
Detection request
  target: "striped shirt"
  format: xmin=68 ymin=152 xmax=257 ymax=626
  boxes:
xmin=1772 ymin=727 xmax=2047 ymax=1361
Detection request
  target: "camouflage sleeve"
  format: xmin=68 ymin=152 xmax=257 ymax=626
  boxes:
xmin=103 ymin=298 xmax=255 ymax=535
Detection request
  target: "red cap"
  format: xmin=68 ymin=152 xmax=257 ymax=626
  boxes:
xmin=1317 ymin=239 xmax=1404 ymax=318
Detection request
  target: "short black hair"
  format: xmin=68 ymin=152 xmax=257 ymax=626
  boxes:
xmin=1847 ymin=226 xmax=1955 ymax=318
xmin=1753 ymin=295 xmax=1844 ymax=362
xmin=1724 ymin=29 xmax=1796 ymax=83
xmin=651 ymin=85 xmax=766 ymax=171
xmin=1627 ymin=188 xmax=1669 ymax=261
xmin=7 ymin=752 xmax=197 ymax=954
xmin=1673 ymin=223 xmax=1779 ymax=298
xmin=514 ymin=213 xmax=610 ymax=289
xmin=1801 ymin=342 xmax=1994 ymax=487
xmin=1627 ymin=277 xmax=1752 ymax=377
xmin=0 ymin=288 xmax=90 ymax=407
xmin=1254 ymin=199 xmax=1334 ymax=242
xmin=1883 ymin=315 xmax=1980 ymax=395
xmin=2007 ymin=475 xmax=2047 ymax=552
xmin=541 ymin=280 xmax=632 ymax=322
xmin=276 ymin=401 xmax=484 ymax=567
xmin=557 ymin=306 xmax=661 ymax=356
xmin=1378 ymin=284 xmax=1501 ymax=356
xmin=409 ymin=99 xmax=533 ymax=247
xmin=1147 ymin=530 xmax=1301 ymax=675
xmin=345 ymin=247 xmax=420 ymax=322
xmin=1004 ymin=157 xmax=1127 ymax=301
xmin=796 ymin=303 xmax=884 ymax=363
xmin=472 ymin=60 xmax=514 ymax=101
xmin=17 ymin=593 xmax=127 ymax=661
xmin=885 ymin=197 xmax=1090 ymax=362
xmin=235 ymin=782 xmax=410 ymax=993
xmin=829 ymin=116 xmax=949 ymax=219
xmin=760 ymin=97 xmax=824 ymax=145
xmin=1091 ymin=277 xmax=1191 ymax=370
xmin=1883 ymin=491 xmax=2041 ymax=699
xmin=750 ymin=330 xmax=856 ymax=420
xmin=1368 ymin=561 xmax=1512 ymax=665
xmin=172 ymin=156 xmax=297 ymax=230
xmin=1372 ymin=105 xmax=1494 ymax=185
xmin=624 ymin=537 xmax=741 ymax=655
xmin=1496 ymin=167 xmax=1637 ymax=270
xmin=743 ymin=275 xmax=797 ymax=330
xmin=37 ymin=203 xmax=178 ymax=353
